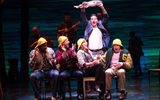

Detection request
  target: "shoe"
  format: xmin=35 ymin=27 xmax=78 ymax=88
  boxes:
xmin=77 ymin=94 xmax=83 ymax=100
xmin=51 ymin=96 xmax=56 ymax=100
xmin=119 ymin=90 xmax=127 ymax=100
xmin=105 ymin=90 xmax=111 ymax=100
xmin=34 ymin=98 xmax=38 ymax=100
xmin=58 ymin=95 xmax=65 ymax=100
xmin=95 ymin=85 xmax=102 ymax=93
xmin=99 ymin=92 xmax=104 ymax=99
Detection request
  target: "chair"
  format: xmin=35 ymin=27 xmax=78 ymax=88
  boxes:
xmin=148 ymin=69 xmax=160 ymax=85
xmin=67 ymin=77 xmax=77 ymax=99
xmin=113 ymin=75 xmax=119 ymax=92
xmin=40 ymin=77 xmax=51 ymax=100
xmin=0 ymin=80 xmax=3 ymax=97
xmin=83 ymin=76 xmax=119 ymax=99
xmin=83 ymin=77 xmax=96 ymax=98
xmin=148 ymin=49 xmax=160 ymax=85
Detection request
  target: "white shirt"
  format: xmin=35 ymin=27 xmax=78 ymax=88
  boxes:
xmin=88 ymin=27 xmax=103 ymax=50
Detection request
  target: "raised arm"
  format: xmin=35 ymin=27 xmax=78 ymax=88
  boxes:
xmin=80 ymin=2 xmax=88 ymax=26
xmin=97 ymin=2 xmax=109 ymax=24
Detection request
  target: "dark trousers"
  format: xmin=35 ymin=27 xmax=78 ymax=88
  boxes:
xmin=30 ymin=69 xmax=59 ymax=98
xmin=58 ymin=69 xmax=83 ymax=98
xmin=84 ymin=63 xmax=105 ymax=93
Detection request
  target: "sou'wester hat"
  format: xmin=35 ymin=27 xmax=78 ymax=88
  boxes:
xmin=58 ymin=36 xmax=68 ymax=47
xmin=77 ymin=38 xmax=85 ymax=49
xmin=112 ymin=38 xmax=123 ymax=47
xmin=35 ymin=37 xmax=47 ymax=48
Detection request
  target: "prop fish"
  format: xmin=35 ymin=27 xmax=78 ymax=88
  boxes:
xmin=74 ymin=0 xmax=102 ymax=9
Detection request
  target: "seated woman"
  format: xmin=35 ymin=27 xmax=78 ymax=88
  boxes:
xmin=76 ymin=38 xmax=105 ymax=96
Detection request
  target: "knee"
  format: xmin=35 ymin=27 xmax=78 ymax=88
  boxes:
xmin=50 ymin=70 xmax=59 ymax=77
xmin=105 ymin=69 xmax=112 ymax=75
xmin=30 ymin=74 xmax=37 ymax=81
xmin=117 ymin=69 xmax=125 ymax=74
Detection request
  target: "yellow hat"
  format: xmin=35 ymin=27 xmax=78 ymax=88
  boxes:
xmin=58 ymin=36 xmax=68 ymax=47
xmin=77 ymin=38 xmax=85 ymax=49
xmin=112 ymin=38 xmax=123 ymax=47
xmin=35 ymin=37 xmax=47 ymax=48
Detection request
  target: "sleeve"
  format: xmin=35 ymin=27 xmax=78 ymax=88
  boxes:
xmin=81 ymin=12 xmax=88 ymax=27
xmin=77 ymin=51 xmax=86 ymax=68
xmin=123 ymin=53 xmax=132 ymax=70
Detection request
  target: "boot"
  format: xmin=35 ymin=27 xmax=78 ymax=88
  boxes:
xmin=105 ymin=90 xmax=111 ymax=100
xmin=119 ymin=90 xmax=127 ymax=100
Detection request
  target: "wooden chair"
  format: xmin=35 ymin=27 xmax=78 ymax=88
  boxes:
xmin=148 ymin=68 xmax=160 ymax=85
xmin=0 ymin=80 xmax=3 ymax=97
xmin=83 ymin=76 xmax=119 ymax=98
xmin=148 ymin=49 xmax=160 ymax=85
xmin=40 ymin=77 xmax=50 ymax=100
xmin=83 ymin=77 xmax=96 ymax=98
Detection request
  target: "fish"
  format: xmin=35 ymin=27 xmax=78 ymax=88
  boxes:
xmin=74 ymin=0 xmax=102 ymax=9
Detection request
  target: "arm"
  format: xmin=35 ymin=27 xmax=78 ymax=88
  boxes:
xmin=29 ymin=49 xmax=41 ymax=68
xmin=123 ymin=53 xmax=132 ymax=70
xmin=80 ymin=4 xmax=88 ymax=26
xmin=97 ymin=2 xmax=109 ymax=25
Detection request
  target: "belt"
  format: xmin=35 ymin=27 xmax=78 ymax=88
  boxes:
xmin=90 ymin=48 xmax=103 ymax=52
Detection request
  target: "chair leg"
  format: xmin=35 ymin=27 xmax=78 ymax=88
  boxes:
xmin=83 ymin=80 xmax=86 ymax=99
xmin=115 ymin=77 xmax=119 ymax=91
xmin=0 ymin=81 xmax=3 ymax=97
xmin=148 ymin=71 xmax=150 ymax=86
xmin=68 ymin=79 xmax=72 ymax=100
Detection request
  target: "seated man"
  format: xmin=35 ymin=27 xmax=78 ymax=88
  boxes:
xmin=29 ymin=37 xmax=59 ymax=100
xmin=55 ymin=36 xmax=83 ymax=100
xmin=105 ymin=39 xmax=132 ymax=100
xmin=76 ymin=38 xmax=105 ymax=97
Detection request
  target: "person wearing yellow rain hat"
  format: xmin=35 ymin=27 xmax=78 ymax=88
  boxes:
xmin=29 ymin=37 xmax=59 ymax=100
xmin=105 ymin=38 xmax=132 ymax=100
xmin=55 ymin=36 xmax=83 ymax=100
xmin=76 ymin=38 xmax=105 ymax=98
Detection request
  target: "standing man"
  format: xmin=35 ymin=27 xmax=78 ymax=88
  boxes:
xmin=80 ymin=2 xmax=110 ymax=58
xmin=29 ymin=37 xmax=59 ymax=100
xmin=105 ymin=39 xmax=132 ymax=100
xmin=128 ymin=31 xmax=144 ymax=76
xmin=55 ymin=36 xmax=83 ymax=100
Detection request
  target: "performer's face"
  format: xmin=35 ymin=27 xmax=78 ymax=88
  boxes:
xmin=113 ymin=44 xmax=121 ymax=53
xmin=82 ymin=40 xmax=88 ymax=50
xmin=38 ymin=43 xmax=47 ymax=53
xmin=90 ymin=15 xmax=98 ymax=27
xmin=63 ymin=39 xmax=70 ymax=49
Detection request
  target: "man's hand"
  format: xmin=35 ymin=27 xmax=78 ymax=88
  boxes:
xmin=34 ymin=48 xmax=39 ymax=57
xmin=114 ymin=62 xmax=123 ymax=69
xmin=97 ymin=2 xmax=103 ymax=8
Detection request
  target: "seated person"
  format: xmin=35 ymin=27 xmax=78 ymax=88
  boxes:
xmin=55 ymin=36 xmax=83 ymax=100
xmin=29 ymin=37 xmax=59 ymax=100
xmin=76 ymin=38 xmax=105 ymax=95
xmin=105 ymin=39 xmax=132 ymax=100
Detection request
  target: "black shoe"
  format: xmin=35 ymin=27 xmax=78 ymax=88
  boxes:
xmin=119 ymin=90 xmax=127 ymax=100
xmin=99 ymin=92 xmax=104 ymax=99
xmin=105 ymin=90 xmax=111 ymax=100
xmin=58 ymin=95 xmax=65 ymax=100
xmin=77 ymin=94 xmax=83 ymax=100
